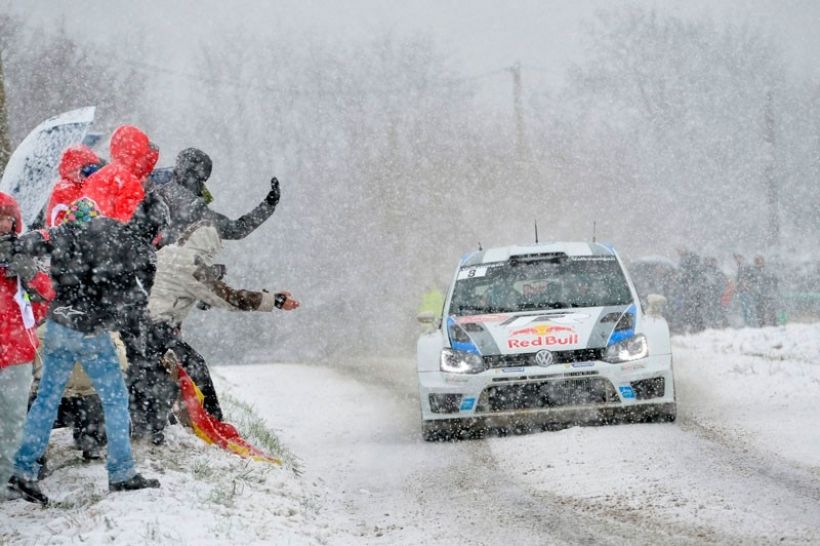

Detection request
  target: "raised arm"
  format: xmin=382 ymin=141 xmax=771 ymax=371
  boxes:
xmin=201 ymin=177 xmax=280 ymax=240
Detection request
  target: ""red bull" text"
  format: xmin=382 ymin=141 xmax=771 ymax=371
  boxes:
xmin=507 ymin=334 xmax=579 ymax=349
xmin=507 ymin=323 xmax=578 ymax=349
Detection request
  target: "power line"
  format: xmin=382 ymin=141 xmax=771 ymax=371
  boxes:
xmin=114 ymin=54 xmax=517 ymax=95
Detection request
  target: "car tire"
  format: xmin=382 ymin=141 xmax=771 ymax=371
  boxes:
xmin=648 ymin=402 xmax=677 ymax=423
xmin=422 ymin=420 xmax=445 ymax=442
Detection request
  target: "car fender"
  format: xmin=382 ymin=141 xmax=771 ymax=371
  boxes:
xmin=639 ymin=314 xmax=672 ymax=355
xmin=417 ymin=330 xmax=446 ymax=372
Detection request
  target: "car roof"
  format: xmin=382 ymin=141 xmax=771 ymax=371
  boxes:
xmin=460 ymin=242 xmax=617 ymax=267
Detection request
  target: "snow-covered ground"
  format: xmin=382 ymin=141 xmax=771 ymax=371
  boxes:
xmin=488 ymin=323 xmax=820 ymax=544
xmin=2 ymin=323 xmax=819 ymax=545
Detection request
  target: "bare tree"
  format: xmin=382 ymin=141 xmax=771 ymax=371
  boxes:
xmin=556 ymin=7 xmax=789 ymax=255
xmin=1 ymin=17 xmax=145 ymax=150
xmin=0 ymin=50 xmax=10 ymax=172
xmin=0 ymin=14 xmax=18 ymax=172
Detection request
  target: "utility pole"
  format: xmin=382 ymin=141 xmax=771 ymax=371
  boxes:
xmin=507 ymin=62 xmax=526 ymax=161
xmin=764 ymin=90 xmax=779 ymax=250
xmin=0 ymin=50 xmax=11 ymax=173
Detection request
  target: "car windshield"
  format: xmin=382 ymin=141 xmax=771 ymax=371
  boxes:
xmin=449 ymin=256 xmax=632 ymax=316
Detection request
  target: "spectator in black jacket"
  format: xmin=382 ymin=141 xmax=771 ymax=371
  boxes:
xmin=6 ymin=195 xmax=167 ymax=505
xmin=157 ymin=148 xmax=280 ymax=245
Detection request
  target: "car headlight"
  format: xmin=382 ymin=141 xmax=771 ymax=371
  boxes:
xmin=604 ymin=334 xmax=648 ymax=363
xmin=440 ymin=348 xmax=486 ymax=374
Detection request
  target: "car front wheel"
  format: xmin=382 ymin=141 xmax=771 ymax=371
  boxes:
xmin=647 ymin=402 xmax=677 ymax=423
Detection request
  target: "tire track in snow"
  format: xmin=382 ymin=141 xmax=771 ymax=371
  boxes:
xmin=409 ymin=436 xmax=717 ymax=546
xmin=678 ymin=416 xmax=820 ymax=504
xmin=664 ymin=349 xmax=820 ymax=543
xmin=328 ymin=357 xmax=720 ymax=545
xmin=247 ymin=355 xmax=819 ymax=544
xmin=674 ymin=345 xmax=820 ymax=505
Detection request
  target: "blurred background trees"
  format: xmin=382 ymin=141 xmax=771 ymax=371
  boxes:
xmin=1 ymin=7 xmax=818 ymax=360
xmin=0 ymin=15 xmax=144 ymax=147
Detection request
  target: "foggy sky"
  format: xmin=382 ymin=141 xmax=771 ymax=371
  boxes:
xmin=7 ymin=1 xmax=820 ymax=136
xmin=3 ymin=0 xmax=818 ymax=360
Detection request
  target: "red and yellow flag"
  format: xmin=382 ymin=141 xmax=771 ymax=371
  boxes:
xmin=176 ymin=367 xmax=282 ymax=465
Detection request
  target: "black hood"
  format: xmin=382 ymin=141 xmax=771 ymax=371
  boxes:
xmin=173 ymin=148 xmax=213 ymax=197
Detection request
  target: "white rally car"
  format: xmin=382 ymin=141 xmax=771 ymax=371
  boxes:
xmin=417 ymin=242 xmax=676 ymax=440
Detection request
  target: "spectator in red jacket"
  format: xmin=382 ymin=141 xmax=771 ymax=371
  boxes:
xmin=81 ymin=125 xmax=158 ymax=222
xmin=0 ymin=192 xmax=53 ymax=498
xmin=45 ymin=145 xmax=104 ymax=228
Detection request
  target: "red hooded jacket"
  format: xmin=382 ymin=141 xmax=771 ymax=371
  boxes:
xmin=46 ymin=145 xmax=101 ymax=227
xmin=0 ymin=192 xmax=54 ymax=369
xmin=81 ymin=125 xmax=158 ymax=222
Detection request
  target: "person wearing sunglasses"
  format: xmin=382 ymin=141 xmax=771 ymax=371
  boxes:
xmin=45 ymin=145 xmax=105 ymax=228
xmin=158 ymin=147 xmax=280 ymax=245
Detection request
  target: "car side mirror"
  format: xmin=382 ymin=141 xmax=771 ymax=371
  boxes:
xmin=646 ymin=294 xmax=667 ymax=317
xmin=417 ymin=311 xmax=437 ymax=326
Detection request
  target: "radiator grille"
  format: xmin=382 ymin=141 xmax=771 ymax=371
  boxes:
xmin=484 ymin=348 xmax=604 ymax=368
xmin=477 ymin=376 xmax=619 ymax=413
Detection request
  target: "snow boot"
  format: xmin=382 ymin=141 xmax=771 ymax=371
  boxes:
xmin=150 ymin=430 xmax=165 ymax=446
xmin=109 ymin=473 xmax=160 ymax=492
xmin=7 ymin=476 xmax=49 ymax=506
xmin=36 ymin=457 xmax=49 ymax=480
xmin=82 ymin=446 xmax=103 ymax=461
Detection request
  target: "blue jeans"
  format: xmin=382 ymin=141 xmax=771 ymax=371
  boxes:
xmin=14 ymin=321 xmax=136 ymax=483
xmin=1 ymin=363 xmax=33 ymax=488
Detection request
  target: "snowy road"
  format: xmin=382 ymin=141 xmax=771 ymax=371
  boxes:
xmin=218 ymin=325 xmax=820 ymax=545
xmin=3 ymin=325 xmax=818 ymax=544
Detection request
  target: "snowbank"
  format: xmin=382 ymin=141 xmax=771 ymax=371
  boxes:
xmin=673 ymin=322 xmax=820 ymax=467
xmin=1 ymin=387 xmax=326 ymax=545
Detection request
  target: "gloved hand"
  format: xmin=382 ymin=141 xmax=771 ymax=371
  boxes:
xmin=258 ymin=290 xmax=300 ymax=312
xmin=0 ymin=235 xmax=14 ymax=267
xmin=279 ymin=293 xmax=300 ymax=310
xmin=265 ymin=177 xmax=280 ymax=206
xmin=7 ymin=254 xmax=38 ymax=282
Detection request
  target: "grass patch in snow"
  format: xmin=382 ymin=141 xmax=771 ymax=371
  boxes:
xmin=220 ymin=391 xmax=303 ymax=475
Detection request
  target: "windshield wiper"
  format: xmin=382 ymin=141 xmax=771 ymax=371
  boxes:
xmin=517 ymin=301 xmax=571 ymax=310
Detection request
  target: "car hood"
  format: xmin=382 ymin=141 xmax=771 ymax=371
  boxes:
xmin=447 ymin=305 xmax=636 ymax=356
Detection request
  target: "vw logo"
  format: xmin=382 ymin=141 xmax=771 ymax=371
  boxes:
xmin=535 ymin=349 xmax=555 ymax=367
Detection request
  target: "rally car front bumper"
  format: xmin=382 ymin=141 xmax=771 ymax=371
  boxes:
xmin=418 ymin=352 xmax=674 ymax=425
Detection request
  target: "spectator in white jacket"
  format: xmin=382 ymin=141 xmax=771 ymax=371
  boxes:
xmin=128 ymin=222 xmax=298 ymax=444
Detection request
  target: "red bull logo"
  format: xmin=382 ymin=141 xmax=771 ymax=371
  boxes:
xmin=507 ymin=324 xmax=578 ymax=349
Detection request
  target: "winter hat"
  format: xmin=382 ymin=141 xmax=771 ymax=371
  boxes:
xmin=63 ymin=197 xmax=101 ymax=226
xmin=110 ymin=125 xmax=158 ymax=180
xmin=173 ymin=148 xmax=213 ymax=198
xmin=59 ymin=145 xmax=102 ymax=184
